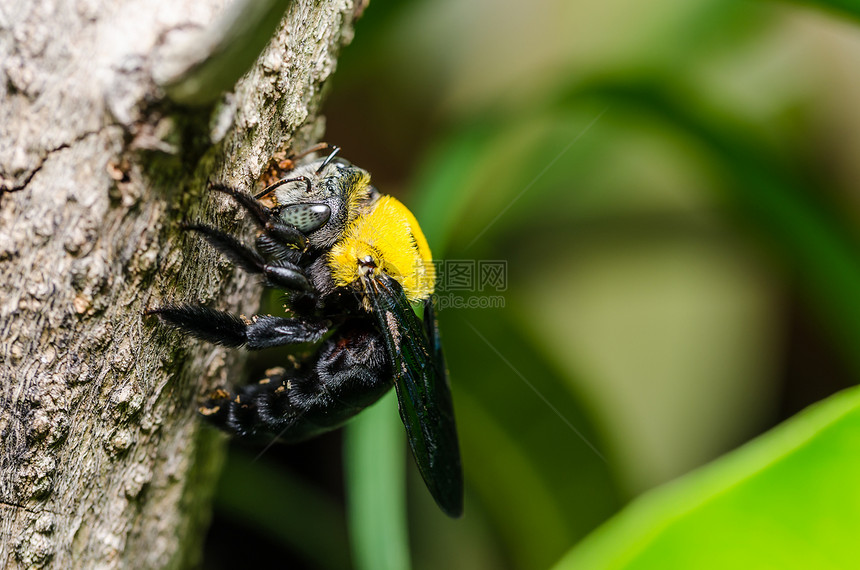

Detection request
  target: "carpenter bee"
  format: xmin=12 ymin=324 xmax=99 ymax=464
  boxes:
xmin=148 ymin=145 xmax=463 ymax=517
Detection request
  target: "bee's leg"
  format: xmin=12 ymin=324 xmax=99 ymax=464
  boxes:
xmin=208 ymin=183 xmax=308 ymax=256
xmin=183 ymin=223 xmax=314 ymax=294
xmin=201 ymin=322 xmax=393 ymax=440
xmin=254 ymin=233 xmax=302 ymax=265
xmin=146 ymin=305 xmax=329 ymax=349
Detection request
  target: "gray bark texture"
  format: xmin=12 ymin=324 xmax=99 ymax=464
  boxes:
xmin=0 ymin=0 xmax=360 ymax=567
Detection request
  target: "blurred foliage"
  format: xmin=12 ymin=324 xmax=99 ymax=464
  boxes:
xmin=205 ymin=0 xmax=860 ymax=568
xmin=209 ymin=447 xmax=349 ymax=570
xmin=343 ymin=392 xmax=411 ymax=570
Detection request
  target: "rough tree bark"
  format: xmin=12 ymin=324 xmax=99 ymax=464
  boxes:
xmin=0 ymin=0 xmax=361 ymax=567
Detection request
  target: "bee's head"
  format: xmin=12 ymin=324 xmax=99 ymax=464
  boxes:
xmin=260 ymin=148 xmax=377 ymax=250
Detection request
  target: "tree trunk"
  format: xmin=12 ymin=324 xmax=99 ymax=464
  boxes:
xmin=0 ymin=0 xmax=360 ymax=567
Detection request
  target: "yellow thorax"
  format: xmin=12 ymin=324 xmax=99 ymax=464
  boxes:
xmin=328 ymin=195 xmax=435 ymax=303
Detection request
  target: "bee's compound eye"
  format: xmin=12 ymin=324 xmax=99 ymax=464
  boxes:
xmin=278 ymin=204 xmax=331 ymax=233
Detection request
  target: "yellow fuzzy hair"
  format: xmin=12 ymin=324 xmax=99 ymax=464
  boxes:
xmin=328 ymin=195 xmax=435 ymax=303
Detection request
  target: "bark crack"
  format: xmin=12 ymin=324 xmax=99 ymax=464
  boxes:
xmin=0 ymin=498 xmax=59 ymax=515
xmin=1 ymin=129 xmax=104 ymax=195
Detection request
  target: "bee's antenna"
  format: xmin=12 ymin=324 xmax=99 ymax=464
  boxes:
xmin=288 ymin=142 xmax=331 ymax=162
xmin=255 ymin=176 xmax=313 ymax=200
xmin=315 ymin=145 xmax=341 ymax=174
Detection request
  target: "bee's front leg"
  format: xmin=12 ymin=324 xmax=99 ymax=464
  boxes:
xmin=208 ymin=182 xmax=309 ymax=262
xmin=182 ymin=223 xmax=315 ymax=295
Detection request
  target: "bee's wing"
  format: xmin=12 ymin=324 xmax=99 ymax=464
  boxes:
xmin=366 ymin=275 xmax=464 ymax=518
xmin=423 ymin=294 xmax=447 ymax=385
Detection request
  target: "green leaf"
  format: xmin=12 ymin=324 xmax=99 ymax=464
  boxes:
xmin=554 ymin=386 xmax=860 ymax=569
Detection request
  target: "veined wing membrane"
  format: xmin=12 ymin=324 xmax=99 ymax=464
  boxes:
xmin=365 ymin=275 xmax=463 ymax=517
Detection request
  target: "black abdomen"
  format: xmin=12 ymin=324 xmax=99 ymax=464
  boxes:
xmin=200 ymin=321 xmax=392 ymax=442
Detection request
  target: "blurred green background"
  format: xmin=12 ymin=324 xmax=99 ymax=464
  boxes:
xmin=203 ymin=0 xmax=860 ymax=568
